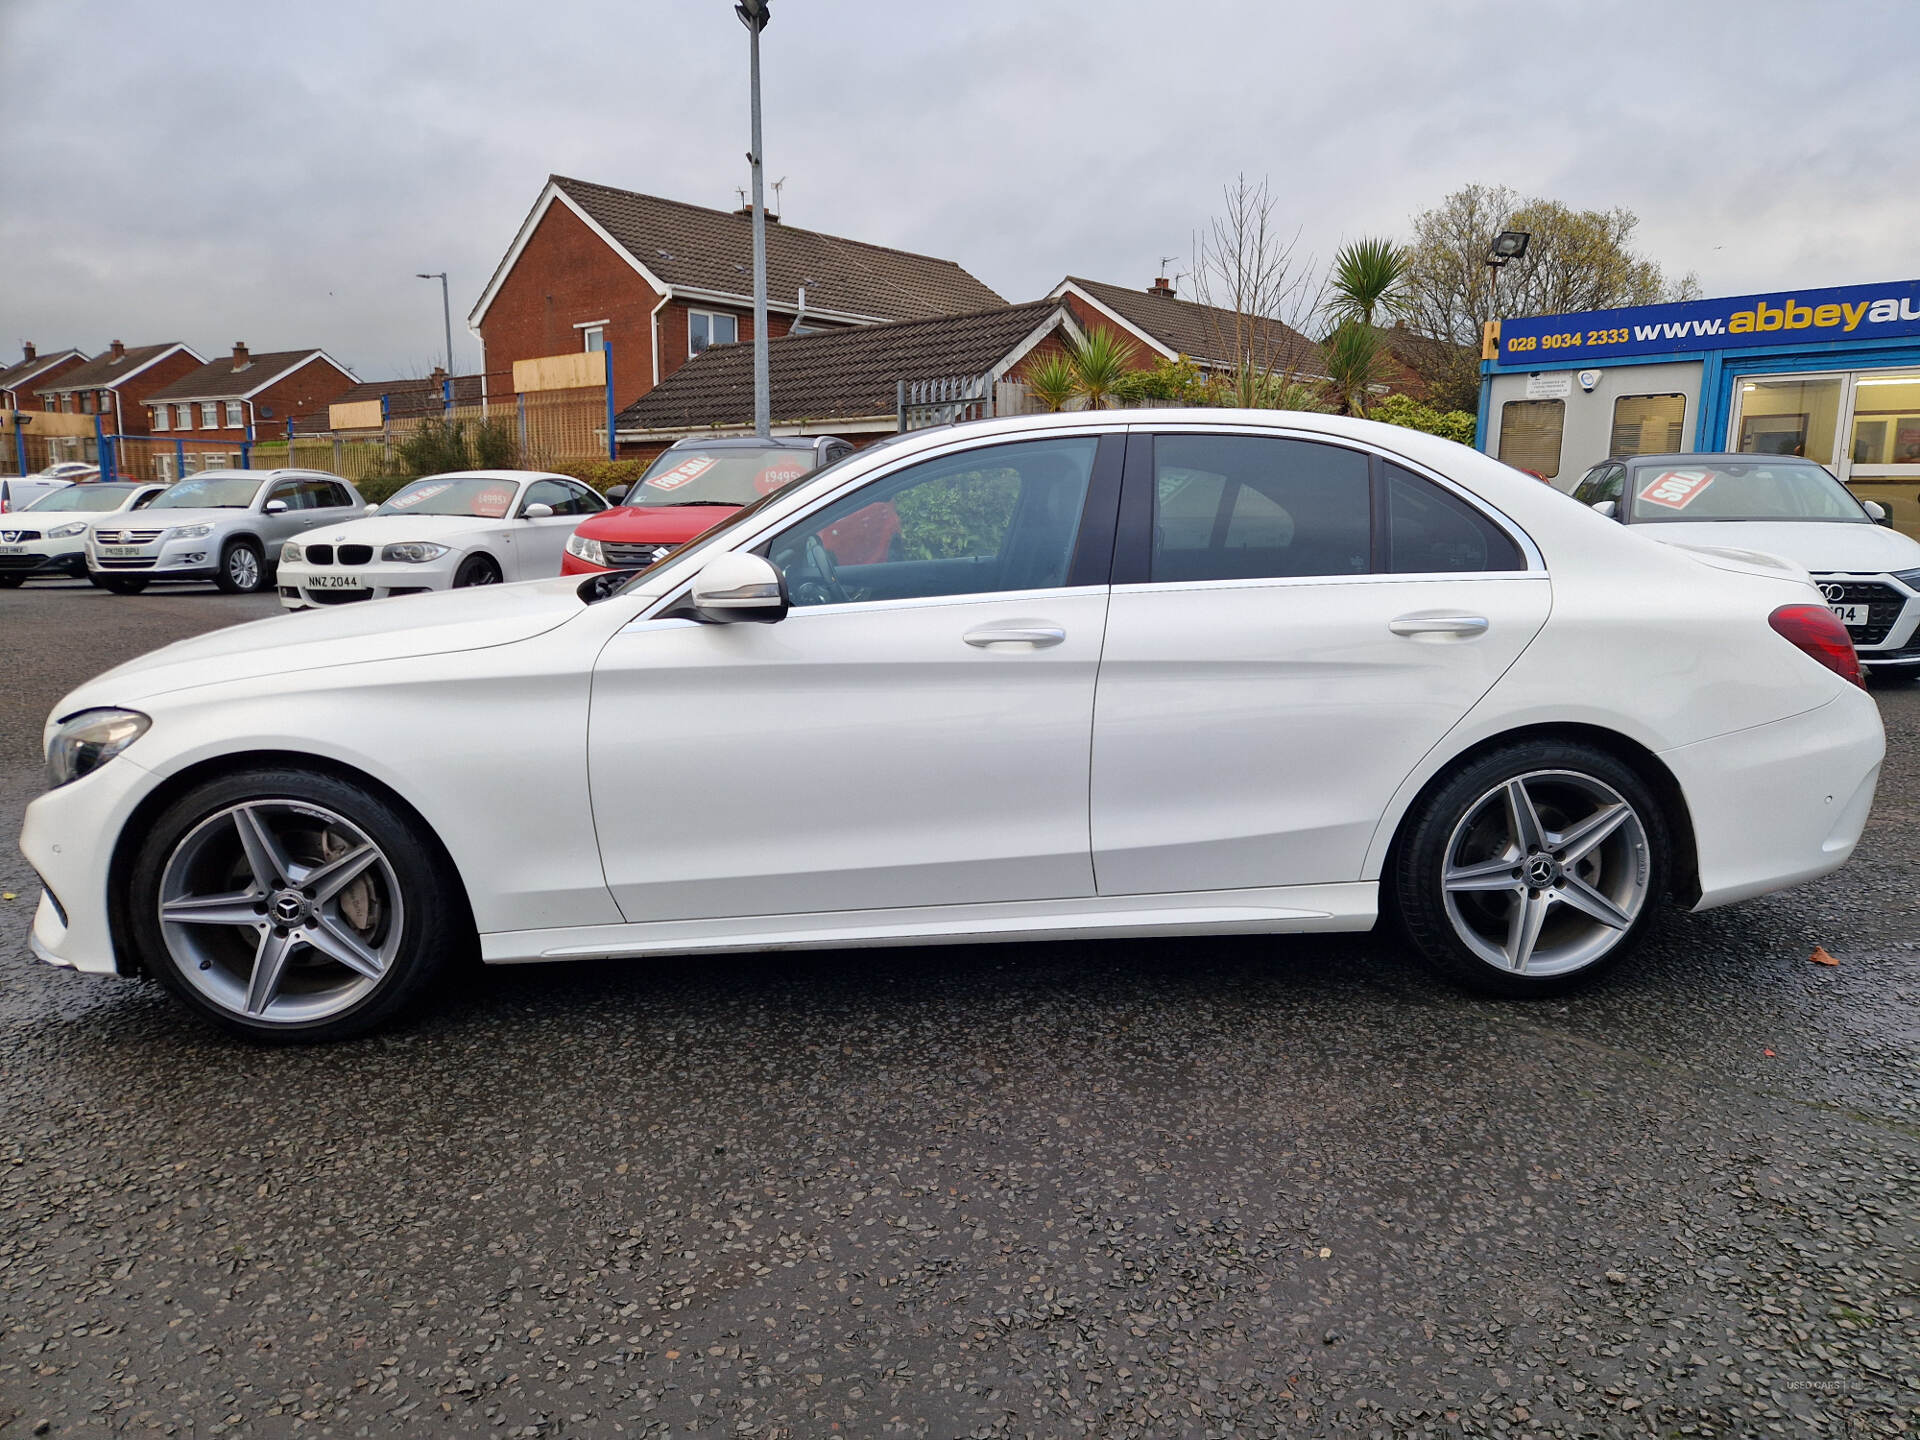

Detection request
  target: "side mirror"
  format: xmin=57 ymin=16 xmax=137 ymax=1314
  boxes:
xmin=364 ymin=502 xmax=379 ymax=514
xmin=264 ymin=499 xmax=288 ymax=514
xmin=1864 ymin=499 xmax=1890 ymax=526
xmin=607 ymin=484 xmax=631 ymax=503
xmin=688 ymin=551 xmax=787 ymax=624
xmin=1590 ymin=499 xmax=1617 ymax=519
xmin=522 ymin=502 xmax=555 ymax=519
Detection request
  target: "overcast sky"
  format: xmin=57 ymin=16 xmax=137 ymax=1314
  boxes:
xmin=5 ymin=0 xmax=1916 ymax=381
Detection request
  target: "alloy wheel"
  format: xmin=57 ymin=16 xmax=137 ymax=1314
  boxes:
xmin=157 ymin=800 xmax=405 ymax=1024
xmin=1439 ymin=769 xmax=1650 ymax=978
xmin=228 ymin=546 xmax=260 ymax=590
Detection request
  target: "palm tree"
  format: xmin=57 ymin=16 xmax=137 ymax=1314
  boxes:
xmin=1322 ymin=319 xmax=1383 ymax=417
xmin=1067 ymin=326 xmax=1139 ymax=410
xmin=1326 ymin=237 xmax=1410 ymax=328
xmin=1022 ymin=350 xmax=1079 ymax=413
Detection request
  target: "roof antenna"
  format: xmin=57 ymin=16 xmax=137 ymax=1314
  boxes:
xmin=771 ymin=176 xmax=786 ymax=218
xmin=1157 ymin=256 xmax=1182 ymax=294
xmin=736 ymin=185 xmax=748 ymax=210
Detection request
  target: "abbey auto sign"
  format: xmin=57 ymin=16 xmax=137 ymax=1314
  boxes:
xmin=1499 ymin=278 xmax=1920 ymax=364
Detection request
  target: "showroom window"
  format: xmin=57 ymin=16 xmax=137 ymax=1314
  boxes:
xmin=1610 ymin=394 xmax=1686 ymax=457
xmin=1149 ymin=435 xmax=1370 ymax=582
xmin=689 ymin=310 xmax=739 ymax=356
xmin=1732 ymin=375 xmax=1843 ymax=464
xmin=1845 ymin=372 xmax=1920 ymax=466
xmin=1497 ymin=399 xmax=1564 ymax=479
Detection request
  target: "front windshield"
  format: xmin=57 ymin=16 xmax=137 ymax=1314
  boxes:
xmin=25 ymin=484 xmax=140 ymax=513
xmin=149 ymin=476 xmax=263 ymax=510
xmin=378 ymin=475 xmax=521 ymax=518
xmin=630 ymin=446 xmax=818 ymax=507
xmin=1625 ymin=460 xmax=1869 ymax=523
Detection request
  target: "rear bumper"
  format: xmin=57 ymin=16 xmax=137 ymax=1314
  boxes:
xmin=1663 ymin=685 xmax=1885 ymax=911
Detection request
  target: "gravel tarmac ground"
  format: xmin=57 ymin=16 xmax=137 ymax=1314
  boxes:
xmin=0 ymin=577 xmax=1915 ymax=1439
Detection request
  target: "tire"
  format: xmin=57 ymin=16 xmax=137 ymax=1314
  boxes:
xmin=127 ymin=766 xmax=470 ymax=1042
xmin=214 ymin=538 xmax=267 ymax=594
xmin=1866 ymin=667 xmax=1918 ymax=688
xmin=1392 ymin=740 xmax=1670 ymax=998
xmin=453 ymin=553 xmax=502 ymax=588
xmin=96 ymin=575 xmax=149 ymax=595
xmin=0 ymin=574 xmax=23 ymax=588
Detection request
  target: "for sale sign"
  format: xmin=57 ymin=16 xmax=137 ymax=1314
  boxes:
xmin=1638 ymin=469 xmax=1715 ymax=510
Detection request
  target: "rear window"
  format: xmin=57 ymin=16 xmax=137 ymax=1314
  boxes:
xmin=633 ymin=447 xmax=818 ymax=507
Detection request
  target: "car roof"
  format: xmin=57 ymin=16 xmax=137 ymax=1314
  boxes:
xmin=412 ymin=469 xmax=570 ymax=483
xmin=663 ymin=436 xmax=827 ymax=451
xmin=1621 ymin=453 xmax=1822 ymax=466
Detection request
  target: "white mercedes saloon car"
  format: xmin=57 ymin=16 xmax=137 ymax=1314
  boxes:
xmin=21 ymin=412 xmax=1885 ymax=1042
xmin=276 ymin=470 xmax=608 ymax=609
xmin=1568 ymin=453 xmax=1920 ymax=678
xmin=86 ymin=469 xmax=365 ymax=595
xmin=0 ymin=481 xmax=166 ymax=586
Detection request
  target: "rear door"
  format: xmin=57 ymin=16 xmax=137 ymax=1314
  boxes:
xmin=1089 ymin=427 xmax=1551 ymax=895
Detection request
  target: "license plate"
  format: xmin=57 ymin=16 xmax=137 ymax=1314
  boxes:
xmin=99 ymin=545 xmax=144 ymax=557
xmin=0 ymin=545 xmax=25 ymax=556
xmin=307 ymin=573 xmax=365 ymax=590
xmin=1830 ymin=603 xmax=1868 ymax=627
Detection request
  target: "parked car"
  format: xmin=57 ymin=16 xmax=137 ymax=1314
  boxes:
xmin=561 ymin=435 xmax=854 ymax=575
xmin=23 ymin=411 xmax=1883 ymax=1041
xmin=2 ymin=475 xmax=75 ymax=513
xmin=1570 ymin=453 xmax=1920 ymax=678
xmin=86 ymin=469 xmax=364 ymax=595
xmin=277 ymin=470 xmax=608 ymax=609
xmin=0 ymin=481 xmax=166 ymax=586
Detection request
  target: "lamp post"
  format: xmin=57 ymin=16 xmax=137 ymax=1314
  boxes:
xmin=737 ymin=0 xmax=772 ymax=438
xmin=1484 ymin=230 xmax=1530 ymax=308
xmin=416 ymin=271 xmax=454 ymax=383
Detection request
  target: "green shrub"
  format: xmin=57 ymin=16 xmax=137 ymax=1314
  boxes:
xmin=1368 ymin=392 xmax=1477 ymax=446
xmin=1115 ymin=355 xmax=1217 ymax=406
xmin=545 ymin=458 xmax=649 ymax=493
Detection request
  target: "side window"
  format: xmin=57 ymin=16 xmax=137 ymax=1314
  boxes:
xmin=569 ymin=482 xmax=607 ymax=513
xmin=767 ymin=436 xmax=1098 ymax=607
xmin=1384 ymin=464 xmax=1522 ymax=573
xmin=1150 ymin=435 xmax=1369 ymax=582
xmin=520 ymin=479 xmax=577 ymax=515
xmin=294 ymin=478 xmax=342 ymax=509
xmin=321 ymin=481 xmax=353 ymax=508
xmin=1571 ymin=465 xmax=1606 ymax=504
xmin=1598 ymin=465 xmax=1625 ymax=503
xmin=266 ymin=480 xmax=304 ymax=510
xmin=1497 ymin=399 xmax=1565 ymax=480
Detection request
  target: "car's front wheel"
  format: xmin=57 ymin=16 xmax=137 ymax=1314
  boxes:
xmin=214 ymin=538 xmax=267 ymax=594
xmin=1393 ymin=741 xmax=1669 ymax=996
xmin=0 ymin=574 xmax=23 ymax=589
xmin=128 ymin=767 xmax=469 ymax=1042
xmin=453 ymin=553 xmax=502 ymax=587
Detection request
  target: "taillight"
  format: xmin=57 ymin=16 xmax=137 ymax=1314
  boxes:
xmin=1769 ymin=604 xmax=1864 ymax=688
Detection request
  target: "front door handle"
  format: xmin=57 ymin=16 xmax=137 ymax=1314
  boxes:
xmin=1389 ymin=613 xmax=1490 ymax=637
xmin=963 ymin=624 xmax=1066 ymax=649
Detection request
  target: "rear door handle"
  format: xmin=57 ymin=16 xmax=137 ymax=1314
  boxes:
xmin=1389 ymin=613 xmax=1490 ymax=637
xmin=963 ymin=624 xmax=1066 ymax=649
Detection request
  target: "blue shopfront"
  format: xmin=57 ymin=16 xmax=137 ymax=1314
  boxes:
xmin=1477 ymin=277 xmax=1920 ymax=535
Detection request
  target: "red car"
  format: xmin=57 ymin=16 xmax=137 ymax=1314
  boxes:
xmin=562 ymin=435 xmax=855 ymax=575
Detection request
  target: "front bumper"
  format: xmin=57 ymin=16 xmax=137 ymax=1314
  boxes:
xmin=19 ymin=752 xmax=160 ymax=977
xmin=1812 ymin=570 xmax=1920 ymax=662
xmin=276 ymin=557 xmax=454 ymax=608
xmin=87 ymin=534 xmax=218 ymax=581
xmin=0 ymin=539 xmax=87 ymax=577
xmin=1663 ymin=684 xmax=1885 ymax=911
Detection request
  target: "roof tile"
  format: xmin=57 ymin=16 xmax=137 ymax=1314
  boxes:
xmin=1060 ymin=277 xmax=1323 ymax=377
xmin=37 ymin=344 xmax=193 ymax=394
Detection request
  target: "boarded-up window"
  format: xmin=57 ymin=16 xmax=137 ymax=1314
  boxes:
xmin=1498 ymin=399 xmax=1564 ymax=479
xmin=1611 ymin=394 xmax=1686 ymax=457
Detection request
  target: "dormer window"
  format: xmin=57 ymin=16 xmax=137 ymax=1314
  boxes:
xmin=688 ymin=310 xmax=738 ymax=357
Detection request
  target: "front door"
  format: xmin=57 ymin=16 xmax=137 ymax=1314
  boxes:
xmin=509 ymin=479 xmax=600 ymax=579
xmin=1091 ymin=430 xmax=1551 ymax=895
xmin=588 ymin=433 xmax=1121 ymax=922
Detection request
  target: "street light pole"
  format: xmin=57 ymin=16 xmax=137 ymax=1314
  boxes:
xmin=416 ymin=271 xmax=453 ymax=380
xmin=738 ymin=1 xmax=772 ymax=438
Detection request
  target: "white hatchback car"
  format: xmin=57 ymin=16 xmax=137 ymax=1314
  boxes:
xmin=1569 ymin=453 xmax=1920 ymax=678
xmin=21 ymin=412 xmax=1884 ymax=1042
xmin=276 ymin=470 xmax=607 ymax=609
xmin=0 ymin=481 xmax=166 ymax=586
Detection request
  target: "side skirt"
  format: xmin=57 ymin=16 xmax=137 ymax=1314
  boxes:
xmin=479 ymin=882 xmax=1380 ymax=964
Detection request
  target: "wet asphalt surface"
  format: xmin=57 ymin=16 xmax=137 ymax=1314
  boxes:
xmin=0 ymin=578 xmax=1914 ymax=1440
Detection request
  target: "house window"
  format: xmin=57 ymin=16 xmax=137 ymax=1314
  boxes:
xmin=225 ymin=400 xmax=243 ymax=428
xmin=175 ymin=404 xmax=192 ymax=430
xmin=80 ymin=392 xmax=94 ymax=414
xmin=152 ymin=404 xmax=169 ymax=431
xmin=201 ymin=402 xmax=220 ymax=429
xmin=1497 ymin=399 xmax=1565 ymax=480
xmin=582 ymin=325 xmax=605 ymax=353
xmin=688 ymin=310 xmax=738 ymax=356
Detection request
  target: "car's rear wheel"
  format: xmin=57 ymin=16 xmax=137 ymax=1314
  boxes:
xmin=96 ymin=575 xmax=149 ymax=595
xmin=453 ymin=553 xmax=501 ymax=588
xmin=215 ymin=538 xmax=267 ymax=594
xmin=1393 ymin=741 xmax=1669 ymax=996
xmin=128 ymin=767 xmax=469 ymax=1042
xmin=0 ymin=574 xmax=23 ymax=588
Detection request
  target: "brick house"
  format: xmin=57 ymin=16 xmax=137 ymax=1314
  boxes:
xmin=143 ymin=345 xmax=357 ymax=470
xmin=469 ymin=175 xmax=1006 ymax=415
xmin=0 ymin=344 xmax=88 ymax=411
xmin=613 ymin=299 xmax=1079 ymax=462
xmin=34 ymin=341 xmax=203 ymax=435
xmin=323 ymin=369 xmax=486 ymax=431
xmin=1046 ymin=276 xmax=1326 ymax=385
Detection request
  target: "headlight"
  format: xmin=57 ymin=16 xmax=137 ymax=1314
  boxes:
xmin=48 ymin=522 xmax=88 ymax=538
xmin=45 ymin=708 xmax=150 ymax=789
xmin=1893 ymin=568 xmax=1920 ymax=589
xmin=381 ymin=541 xmax=449 ymax=564
xmin=565 ymin=533 xmax=607 ymax=565
xmin=170 ymin=523 xmax=214 ymax=540
xmin=281 ymin=540 xmax=304 ymax=563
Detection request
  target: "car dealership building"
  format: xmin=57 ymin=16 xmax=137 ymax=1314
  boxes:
xmin=1478 ymin=277 xmax=1920 ymax=535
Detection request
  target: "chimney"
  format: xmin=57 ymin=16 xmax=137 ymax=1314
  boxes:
xmin=232 ymin=341 xmax=250 ymax=369
xmin=732 ymin=203 xmax=779 ymax=224
xmin=109 ymin=339 xmax=126 ymax=360
xmin=21 ymin=342 xmax=35 ymax=363
xmin=1149 ymin=277 xmax=1174 ymax=295
xmin=429 ymin=365 xmax=448 ymax=384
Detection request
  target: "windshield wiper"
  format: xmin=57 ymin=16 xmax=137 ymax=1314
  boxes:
xmin=661 ymin=499 xmax=739 ymax=507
